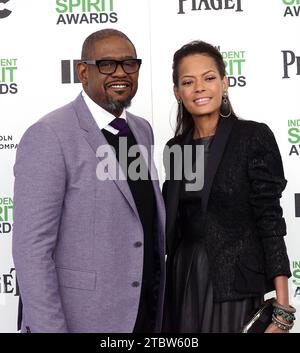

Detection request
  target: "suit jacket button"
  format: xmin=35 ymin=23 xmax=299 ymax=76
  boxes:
xmin=132 ymin=281 xmax=140 ymax=287
xmin=134 ymin=241 xmax=142 ymax=248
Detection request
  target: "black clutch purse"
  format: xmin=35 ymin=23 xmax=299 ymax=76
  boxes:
xmin=241 ymin=298 xmax=275 ymax=333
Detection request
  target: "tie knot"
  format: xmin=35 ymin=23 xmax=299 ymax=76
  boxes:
xmin=109 ymin=117 xmax=131 ymax=136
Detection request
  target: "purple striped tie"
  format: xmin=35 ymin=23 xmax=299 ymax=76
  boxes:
xmin=109 ymin=117 xmax=131 ymax=136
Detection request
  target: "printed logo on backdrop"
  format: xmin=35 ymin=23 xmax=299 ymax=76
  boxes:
xmin=0 ymin=0 xmax=11 ymax=19
xmin=295 ymin=194 xmax=300 ymax=216
xmin=0 ymin=59 xmax=18 ymax=94
xmin=292 ymin=260 xmax=300 ymax=299
xmin=56 ymin=0 xmax=118 ymax=25
xmin=291 ymin=198 xmax=300 ymax=300
xmin=177 ymin=0 xmax=243 ymax=14
xmin=288 ymin=120 xmax=300 ymax=156
xmin=282 ymin=0 xmax=300 ymax=17
xmin=0 ymin=197 xmax=13 ymax=236
xmin=282 ymin=50 xmax=300 ymax=79
xmin=61 ymin=60 xmax=81 ymax=84
xmin=219 ymin=47 xmax=246 ymax=87
xmin=0 ymin=135 xmax=18 ymax=150
xmin=0 ymin=268 xmax=19 ymax=297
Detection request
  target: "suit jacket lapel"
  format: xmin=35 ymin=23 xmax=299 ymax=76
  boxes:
xmin=126 ymin=113 xmax=150 ymax=174
xmin=126 ymin=113 xmax=158 ymax=185
xmin=72 ymin=94 xmax=140 ymax=220
xmin=201 ymin=116 xmax=236 ymax=213
xmin=127 ymin=113 xmax=166 ymax=234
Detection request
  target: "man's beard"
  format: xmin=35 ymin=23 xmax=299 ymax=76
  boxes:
xmin=103 ymin=95 xmax=132 ymax=115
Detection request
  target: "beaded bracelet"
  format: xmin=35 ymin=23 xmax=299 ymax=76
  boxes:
xmin=273 ymin=301 xmax=296 ymax=314
xmin=272 ymin=314 xmax=294 ymax=331
xmin=273 ymin=308 xmax=295 ymax=323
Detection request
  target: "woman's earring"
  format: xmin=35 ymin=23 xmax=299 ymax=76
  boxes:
xmin=220 ymin=91 xmax=232 ymax=118
xmin=178 ymin=99 xmax=183 ymax=120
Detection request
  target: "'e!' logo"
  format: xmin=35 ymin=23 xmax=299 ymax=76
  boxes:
xmin=282 ymin=50 xmax=300 ymax=78
xmin=61 ymin=60 xmax=80 ymax=84
xmin=0 ymin=268 xmax=19 ymax=296
xmin=0 ymin=0 xmax=11 ymax=19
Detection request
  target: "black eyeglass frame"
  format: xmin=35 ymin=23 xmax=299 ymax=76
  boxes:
xmin=82 ymin=59 xmax=142 ymax=74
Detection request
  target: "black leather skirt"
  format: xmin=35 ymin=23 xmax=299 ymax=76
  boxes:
xmin=163 ymin=231 xmax=263 ymax=333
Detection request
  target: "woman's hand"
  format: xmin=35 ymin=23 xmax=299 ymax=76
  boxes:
xmin=265 ymin=323 xmax=288 ymax=333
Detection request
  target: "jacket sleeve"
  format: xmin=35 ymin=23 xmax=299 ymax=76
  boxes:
xmin=12 ymin=121 xmax=68 ymax=332
xmin=247 ymin=123 xmax=291 ymax=280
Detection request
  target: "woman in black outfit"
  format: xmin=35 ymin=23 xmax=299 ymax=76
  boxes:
xmin=162 ymin=41 xmax=294 ymax=333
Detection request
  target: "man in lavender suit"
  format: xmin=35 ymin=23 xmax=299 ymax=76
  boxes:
xmin=12 ymin=29 xmax=166 ymax=333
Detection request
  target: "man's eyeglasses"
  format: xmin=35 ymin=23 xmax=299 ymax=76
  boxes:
xmin=82 ymin=59 xmax=142 ymax=75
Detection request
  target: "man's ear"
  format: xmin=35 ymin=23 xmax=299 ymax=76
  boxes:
xmin=173 ymin=85 xmax=181 ymax=102
xmin=76 ymin=62 xmax=88 ymax=85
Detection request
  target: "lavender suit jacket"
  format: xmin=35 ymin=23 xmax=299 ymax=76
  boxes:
xmin=12 ymin=94 xmax=166 ymax=333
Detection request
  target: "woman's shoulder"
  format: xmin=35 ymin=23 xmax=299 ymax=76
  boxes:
xmin=235 ymin=117 xmax=268 ymax=129
xmin=234 ymin=118 xmax=273 ymax=136
xmin=233 ymin=118 xmax=280 ymax=156
xmin=165 ymin=134 xmax=185 ymax=148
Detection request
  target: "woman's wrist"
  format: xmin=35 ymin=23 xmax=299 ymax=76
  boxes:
xmin=276 ymin=299 xmax=289 ymax=307
xmin=273 ymin=301 xmax=296 ymax=314
xmin=271 ymin=300 xmax=296 ymax=331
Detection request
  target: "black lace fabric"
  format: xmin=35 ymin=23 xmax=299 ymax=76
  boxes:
xmin=247 ymin=123 xmax=291 ymax=280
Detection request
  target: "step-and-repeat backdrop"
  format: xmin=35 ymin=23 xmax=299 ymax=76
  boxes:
xmin=1 ymin=0 xmax=299 ymax=332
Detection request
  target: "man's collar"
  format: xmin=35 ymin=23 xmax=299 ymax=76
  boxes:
xmin=81 ymin=90 xmax=126 ymax=132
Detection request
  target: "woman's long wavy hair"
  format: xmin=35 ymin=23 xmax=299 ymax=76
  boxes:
xmin=173 ymin=40 xmax=237 ymax=137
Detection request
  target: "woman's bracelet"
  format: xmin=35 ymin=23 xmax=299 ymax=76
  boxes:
xmin=272 ymin=314 xmax=294 ymax=331
xmin=273 ymin=301 xmax=296 ymax=314
xmin=273 ymin=308 xmax=295 ymax=323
